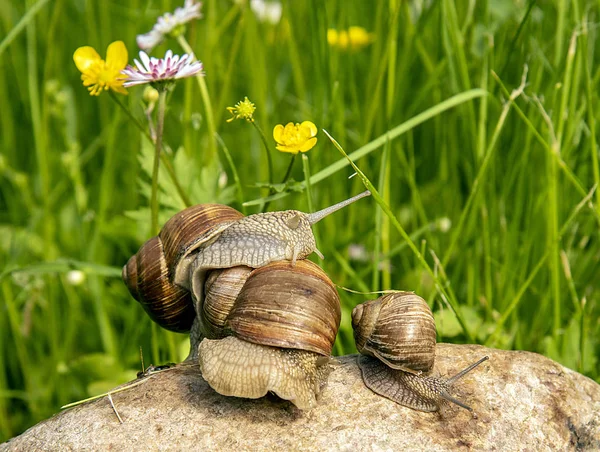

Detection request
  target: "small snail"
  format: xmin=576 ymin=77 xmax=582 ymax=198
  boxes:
xmin=197 ymin=260 xmax=341 ymax=409
xmin=122 ymin=191 xmax=370 ymax=333
xmin=352 ymin=292 xmax=488 ymax=413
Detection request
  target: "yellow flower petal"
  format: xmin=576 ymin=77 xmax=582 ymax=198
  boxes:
xmin=111 ymin=85 xmax=129 ymax=95
xmin=300 ymin=121 xmax=317 ymax=137
xmin=73 ymin=46 xmax=102 ymax=73
xmin=298 ymin=137 xmax=317 ymax=153
xmin=106 ymin=40 xmax=128 ymax=70
xmin=337 ymin=31 xmax=349 ymax=50
xmin=283 ymin=122 xmax=295 ymax=134
xmin=273 ymin=124 xmax=284 ymax=142
xmin=275 ymin=144 xmax=298 ymax=154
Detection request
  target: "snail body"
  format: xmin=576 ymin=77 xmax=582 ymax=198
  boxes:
xmin=352 ymin=293 xmax=488 ymax=413
xmin=198 ymin=260 xmax=341 ymax=409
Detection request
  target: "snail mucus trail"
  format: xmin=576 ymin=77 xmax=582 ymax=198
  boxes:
xmin=352 ymin=292 xmax=489 ymax=413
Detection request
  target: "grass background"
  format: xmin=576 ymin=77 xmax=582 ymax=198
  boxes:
xmin=1 ymin=0 xmax=600 ymax=441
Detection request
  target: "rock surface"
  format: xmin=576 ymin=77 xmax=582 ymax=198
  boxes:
xmin=2 ymin=344 xmax=599 ymax=451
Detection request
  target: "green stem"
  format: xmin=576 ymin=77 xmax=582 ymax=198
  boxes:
xmin=249 ymin=119 xmax=274 ymax=211
xmin=109 ymin=92 xmax=192 ymax=207
xmin=251 ymin=120 xmax=274 ymax=186
xmin=177 ymin=35 xmax=217 ymax=164
xmin=151 ymin=90 xmax=167 ymax=235
xmin=281 ymin=154 xmax=297 ymax=184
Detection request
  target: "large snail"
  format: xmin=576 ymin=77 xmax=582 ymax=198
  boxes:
xmin=197 ymin=260 xmax=341 ymax=409
xmin=122 ymin=191 xmax=370 ymax=333
xmin=352 ymin=292 xmax=488 ymax=413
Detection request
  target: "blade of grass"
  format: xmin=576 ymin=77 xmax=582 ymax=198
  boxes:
xmin=0 ymin=0 xmax=50 ymax=58
xmin=582 ymin=23 xmax=600 ymax=216
xmin=492 ymin=71 xmax=599 ymax=223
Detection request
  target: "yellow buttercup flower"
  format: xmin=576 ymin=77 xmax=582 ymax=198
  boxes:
xmin=226 ymin=97 xmax=256 ymax=122
xmin=273 ymin=121 xmax=317 ymax=154
xmin=73 ymin=41 xmax=128 ymax=96
xmin=327 ymin=26 xmax=374 ymax=51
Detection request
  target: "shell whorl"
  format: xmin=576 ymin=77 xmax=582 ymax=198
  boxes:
xmin=351 ymin=292 xmax=436 ymax=373
xmin=226 ymin=260 xmax=341 ymax=356
xmin=122 ymin=236 xmax=195 ymax=332
xmin=122 ymin=204 xmax=244 ymax=333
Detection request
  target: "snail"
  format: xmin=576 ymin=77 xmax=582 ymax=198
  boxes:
xmin=197 ymin=259 xmax=341 ymax=409
xmin=352 ymin=292 xmax=489 ymax=413
xmin=122 ymin=191 xmax=370 ymax=333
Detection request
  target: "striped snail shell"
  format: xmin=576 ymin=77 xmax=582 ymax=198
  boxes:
xmin=352 ymin=292 xmax=436 ymax=374
xmin=122 ymin=204 xmax=244 ymax=333
xmin=198 ymin=260 xmax=341 ymax=409
xmin=352 ymin=292 xmax=488 ymax=413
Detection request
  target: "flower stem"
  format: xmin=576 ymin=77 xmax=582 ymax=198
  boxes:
xmin=151 ymin=89 xmax=167 ymax=235
xmin=177 ymin=35 xmax=217 ymax=163
xmin=281 ymin=154 xmax=297 ymax=183
xmin=108 ymin=92 xmax=192 ymax=207
xmin=250 ymin=120 xmax=274 ymax=186
xmin=249 ymin=119 xmax=275 ymax=211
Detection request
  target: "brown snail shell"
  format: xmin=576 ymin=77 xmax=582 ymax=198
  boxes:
xmin=122 ymin=204 xmax=244 ymax=333
xmin=227 ymin=259 xmax=341 ymax=356
xmin=198 ymin=260 xmax=341 ymax=409
xmin=352 ymin=292 xmax=436 ymax=373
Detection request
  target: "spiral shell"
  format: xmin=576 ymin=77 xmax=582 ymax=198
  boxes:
xmin=351 ymin=292 xmax=436 ymax=373
xmin=227 ymin=259 xmax=341 ymax=356
xmin=122 ymin=204 xmax=244 ymax=333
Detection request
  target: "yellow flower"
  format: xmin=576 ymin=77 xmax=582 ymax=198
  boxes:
xmin=327 ymin=26 xmax=374 ymax=51
xmin=273 ymin=121 xmax=317 ymax=154
xmin=226 ymin=96 xmax=256 ymax=122
xmin=348 ymin=26 xmax=374 ymax=50
xmin=73 ymin=41 xmax=128 ymax=96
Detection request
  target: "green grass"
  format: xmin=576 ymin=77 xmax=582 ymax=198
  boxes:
xmin=1 ymin=0 xmax=600 ymax=441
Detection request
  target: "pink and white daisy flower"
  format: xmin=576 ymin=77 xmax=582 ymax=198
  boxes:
xmin=137 ymin=0 xmax=202 ymax=50
xmin=121 ymin=50 xmax=204 ymax=87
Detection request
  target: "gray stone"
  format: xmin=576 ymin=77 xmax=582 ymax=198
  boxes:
xmin=2 ymin=344 xmax=599 ymax=451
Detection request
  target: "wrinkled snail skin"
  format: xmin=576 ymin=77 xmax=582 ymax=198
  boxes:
xmin=197 ymin=260 xmax=341 ymax=409
xmin=352 ymin=292 xmax=488 ymax=413
xmin=198 ymin=337 xmax=332 ymax=410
